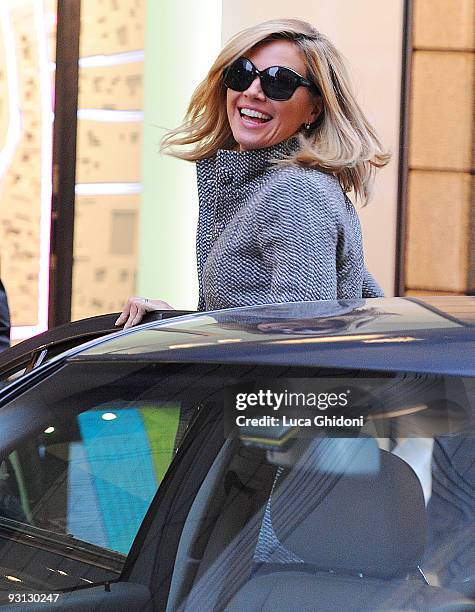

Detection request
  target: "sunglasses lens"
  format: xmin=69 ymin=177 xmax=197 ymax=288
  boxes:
xmin=224 ymin=58 xmax=254 ymax=92
xmin=261 ymin=67 xmax=299 ymax=100
xmin=224 ymin=58 xmax=306 ymax=101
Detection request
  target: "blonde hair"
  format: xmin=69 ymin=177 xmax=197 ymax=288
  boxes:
xmin=161 ymin=19 xmax=390 ymax=203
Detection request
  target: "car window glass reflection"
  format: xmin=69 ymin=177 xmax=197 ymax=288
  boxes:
xmin=0 ymin=362 xmax=197 ymax=594
xmin=0 ymin=405 xmax=179 ymax=554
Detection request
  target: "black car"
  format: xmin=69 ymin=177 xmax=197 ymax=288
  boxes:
xmin=0 ymin=296 xmax=473 ymax=611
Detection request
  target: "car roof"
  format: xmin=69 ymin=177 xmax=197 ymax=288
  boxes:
xmin=71 ymin=297 xmax=475 ymax=377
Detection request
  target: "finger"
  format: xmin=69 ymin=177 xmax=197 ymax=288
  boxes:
xmin=117 ymin=296 xmax=145 ymax=327
xmin=129 ymin=305 xmax=145 ymax=328
xmin=115 ymin=305 xmax=131 ymax=326
xmin=115 ymin=310 xmax=129 ymax=326
xmin=115 ymin=295 xmax=140 ymax=325
xmin=123 ymin=303 xmax=139 ymax=329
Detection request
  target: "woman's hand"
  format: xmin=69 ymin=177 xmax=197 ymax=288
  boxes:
xmin=115 ymin=297 xmax=173 ymax=329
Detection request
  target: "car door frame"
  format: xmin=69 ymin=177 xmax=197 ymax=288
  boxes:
xmin=0 ymin=310 xmax=193 ymax=382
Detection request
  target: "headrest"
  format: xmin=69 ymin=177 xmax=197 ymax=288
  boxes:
xmin=270 ymin=447 xmax=427 ymax=579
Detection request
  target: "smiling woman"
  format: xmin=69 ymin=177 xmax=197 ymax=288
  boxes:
xmin=116 ymin=18 xmax=390 ymax=328
xmin=224 ymin=41 xmax=322 ymax=151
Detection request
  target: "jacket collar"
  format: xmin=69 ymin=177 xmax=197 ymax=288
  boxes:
xmin=197 ymin=137 xmax=300 ymax=191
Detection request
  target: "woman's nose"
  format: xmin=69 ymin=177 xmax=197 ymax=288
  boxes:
xmin=244 ymin=75 xmax=266 ymax=99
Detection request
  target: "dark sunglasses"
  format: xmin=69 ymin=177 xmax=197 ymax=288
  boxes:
xmin=223 ymin=56 xmax=319 ymax=101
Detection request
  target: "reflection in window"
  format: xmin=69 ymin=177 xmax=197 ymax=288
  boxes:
xmin=2 ymin=404 xmax=179 ymax=554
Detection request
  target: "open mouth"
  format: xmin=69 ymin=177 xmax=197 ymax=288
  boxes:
xmin=239 ymin=107 xmax=272 ymax=124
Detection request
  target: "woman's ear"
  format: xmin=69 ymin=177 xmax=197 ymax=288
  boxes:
xmin=308 ymin=96 xmax=323 ymax=125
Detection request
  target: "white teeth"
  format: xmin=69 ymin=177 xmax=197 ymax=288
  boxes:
xmin=240 ymin=108 xmax=271 ymax=121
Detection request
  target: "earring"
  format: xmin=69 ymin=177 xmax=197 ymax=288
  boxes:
xmin=305 ymin=122 xmax=312 ymax=130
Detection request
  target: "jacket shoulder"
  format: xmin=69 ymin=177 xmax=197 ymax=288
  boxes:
xmin=260 ymin=164 xmax=345 ymax=210
xmin=270 ymin=164 xmax=342 ymax=193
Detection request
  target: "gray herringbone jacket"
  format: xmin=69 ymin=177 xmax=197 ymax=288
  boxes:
xmin=196 ymin=140 xmax=383 ymax=312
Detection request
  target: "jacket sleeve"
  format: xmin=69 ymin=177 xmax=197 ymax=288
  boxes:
xmin=343 ymin=194 xmax=384 ymax=298
xmin=362 ymin=268 xmax=384 ymax=298
xmin=255 ymin=168 xmax=340 ymax=302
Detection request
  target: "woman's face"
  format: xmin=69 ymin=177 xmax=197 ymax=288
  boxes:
xmin=226 ymin=39 xmax=322 ymax=152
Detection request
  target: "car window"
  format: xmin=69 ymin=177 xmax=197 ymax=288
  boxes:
xmin=160 ymin=370 xmax=474 ymax=612
xmin=2 ymin=404 xmax=180 ymax=553
xmin=0 ymin=361 xmax=198 ymax=592
xmin=172 ymin=426 xmax=475 ymax=612
xmin=0 ymin=360 xmax=473 ymax=609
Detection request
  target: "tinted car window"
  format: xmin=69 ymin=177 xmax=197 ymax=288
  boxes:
xmin=175 ymin=426 xmax=475 ymax=612
xmin=156 ymin=367 xmax=474 ymax=612
xmin=2 ymin=404 xmax=180 ymax=553
xmin=0 ymin=362 xmax=197 ymax=592
xmin=0 ymin=360 xmax=473 ymax=610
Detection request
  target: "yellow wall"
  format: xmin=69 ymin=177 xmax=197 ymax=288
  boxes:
xmin=0 ymin=0 xmax=57 ymax=337
xmin=71 ymin=0 xmax=145 ymax=321
xmin=406 ymin=0 xmax=474 ymax=294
